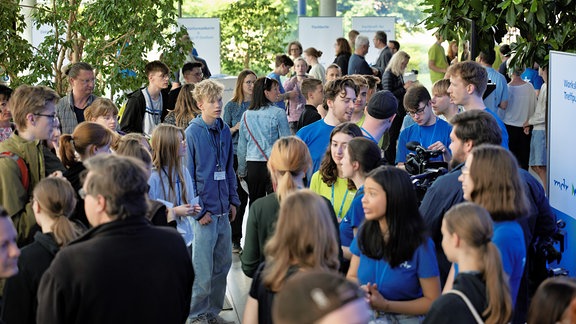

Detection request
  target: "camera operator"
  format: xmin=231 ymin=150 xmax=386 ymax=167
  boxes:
xmin=419 ymin=109 xmax=557 ymax=324
xmin=396 ymin=85 xmax=452 ymax=168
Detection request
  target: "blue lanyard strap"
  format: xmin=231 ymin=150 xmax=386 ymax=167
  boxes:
xmin=202 ymin=121 xmax=222 ymax=169
xmin=331 ymin=185 xmax=349 ymax=219
xmin=361 ymin=127 xmax=378 ymax=143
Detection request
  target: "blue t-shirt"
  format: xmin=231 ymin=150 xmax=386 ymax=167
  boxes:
xmin=351 ymin=237 xmax=439 ymax=301
xmin=296 ymin=119 xmax=335 ymax=173
xmin=484 ymin=108 xmax=510 ymax=149
xmin=494 ymin=220 xmax=526 ymax=305
xmin=483 ymin=67 xmax=509 ymax=114
xmin=396 ymin=118 xmax=452 ymax=164
xmin=521 ymin=68 xmax=544 ymax=90
xmin=267 ymin=72 xmax=286 ymax=110
xmin=339 ymin=186 xmax=365 ymax=247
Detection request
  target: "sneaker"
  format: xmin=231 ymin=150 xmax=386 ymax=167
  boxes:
xmin=187 ymin=314 xmax=210 ymax=324
xmin=232 ymin=242 xmax=242 ymax=254
xmin=207 ymin=313 xmax=235 ymax=324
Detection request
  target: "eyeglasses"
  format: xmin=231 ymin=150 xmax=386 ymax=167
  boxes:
xmin=34 ymin=113 xmax=58 ymax=122
xmin=407 ymin=103 xmax=428 ymax=117
xmin=75 ymin=78 xmax=95 ymax=85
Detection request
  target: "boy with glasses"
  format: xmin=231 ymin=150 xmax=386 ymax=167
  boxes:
xmin=0 ymin=85 xmax=59 ymax=246
xmin=120 ymin=60 xmax=171 ymax=136
xmin=396 ymin=85 xmax=452 ymax=167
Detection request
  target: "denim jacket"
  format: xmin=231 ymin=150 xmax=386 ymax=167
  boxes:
xmin=237 ymin=105 xmax=291 ymax=177
xmin=222 ymin=100 xmax=249 ymax=153
xmin=185 ymin=116 xmax=240 ymax=219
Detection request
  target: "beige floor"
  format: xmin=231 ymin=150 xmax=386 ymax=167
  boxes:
xmin=218 ymin=253 xmax=252 ymax=323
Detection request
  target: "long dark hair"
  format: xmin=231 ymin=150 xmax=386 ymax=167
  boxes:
xmin=357 ymin=166 xmax=426 ymax=267
xmin=249 ymin=77 xmax=278 ymax=110
xmin=319 ymin=122 xmax=362 ymax=189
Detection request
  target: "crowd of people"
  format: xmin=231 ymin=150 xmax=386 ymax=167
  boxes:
xmin=0 ymin=28 xmax=571 ymax=324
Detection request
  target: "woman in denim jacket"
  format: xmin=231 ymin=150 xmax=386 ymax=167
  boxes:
xmin=238 ymin=77 xmax=291 ymax=205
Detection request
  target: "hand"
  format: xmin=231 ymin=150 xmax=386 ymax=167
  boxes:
xmin=190 ymin=204 xmax=201 ymax=216
xmin=428 ymin=141 xmax=447 ymax=153
xmin=198 ymin=212 xmax=212 ymax=225
xmin=229 ymin=204 xmax=237 ymax=222
xmin=173 ymin=204 xmax=193 ymax=217
xmin=365 ymin=282 xmax=389 ymax=311
xmin=287 ymin=91 xmax=298 ymax=100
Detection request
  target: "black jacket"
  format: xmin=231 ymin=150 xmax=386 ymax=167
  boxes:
xmin=120 ymin=88 xmax=170 ymax=134
xmin=2 ymin=232 xmax=60 ymax=324
xmin=37 ymin=216 xmax=194 ymax=324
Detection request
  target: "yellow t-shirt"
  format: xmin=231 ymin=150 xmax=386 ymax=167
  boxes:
xmin=310 ymin=171 xmax=356 ymax=221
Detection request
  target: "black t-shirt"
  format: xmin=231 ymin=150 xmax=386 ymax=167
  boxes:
xmin=73 ymin=106 xmax=86 ymax=124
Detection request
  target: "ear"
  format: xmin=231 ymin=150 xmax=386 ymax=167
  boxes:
xmin=463 ymin=139 xmax=474 ymax=155
xmin=33 ymin=199 xmax=41 ymax=214
xmin=352 ymin=160 xmax=361 ymax=172
xmin=326 ymin=98 xmax=334 ymax=110
xmin=26 ymin=113 xmax=35 ymax=125
xmin=453 ymin=233 xmax=462 ymax=248
xmin=466 ymin=83 xmax=475 ymax=95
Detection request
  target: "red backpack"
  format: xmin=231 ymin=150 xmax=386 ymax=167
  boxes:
xmin=0 ymin=152 xmax=30 ymax=192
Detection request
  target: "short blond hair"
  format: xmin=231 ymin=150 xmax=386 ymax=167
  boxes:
xmin=192 ymin=79 xmax=224 ymax=104
xmin=84 ymin=98 xmax=118 ymax=121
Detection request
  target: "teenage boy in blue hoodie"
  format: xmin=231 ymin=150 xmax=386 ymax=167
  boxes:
xmin=185 ymin=79 xmax=240 ymax=324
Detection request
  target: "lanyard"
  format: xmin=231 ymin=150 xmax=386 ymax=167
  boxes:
xmin=361 ymin=127 xmax=378 ymax=143
xmin=202 ymin=121 xmax=222 ymax=170
xmin=144 ymin=88 xmax=162 ymax=125
xmin=419 ymin=118 xmax=438 ymax=149
xmin=331 ymin=185 xmax=349 ymax=219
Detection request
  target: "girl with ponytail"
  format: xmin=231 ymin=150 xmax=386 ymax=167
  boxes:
xmin=3 ymin=177 xmax=84 ymax=324
xmin=425 ymin=202 xmax=512 ymax=324
xmin=240 ymin=136 xmax=317 ymax=278
xmin=59 ymin=121 xmax=114 ymax=227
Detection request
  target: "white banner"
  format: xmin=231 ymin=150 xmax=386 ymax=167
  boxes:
xmin=298 ymin=17 xmax=343 ymax=70
xmin=178 ymin=18 xmax=221 ymax=75
xmin=351 ymin=16 xmax=396 ymax=66
xmin=548 ymin=51 xmax=576 ymax=218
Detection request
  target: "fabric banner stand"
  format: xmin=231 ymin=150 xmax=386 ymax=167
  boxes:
xmin=178 ymin=18 xmax=221 ymax=76
xmin=351 ymin=17 xmax=396 ymax=66
xmin=298 ymin=17 xmax=343 ymax=70
xmin=547 ymin=50 xmax=576 ymax=275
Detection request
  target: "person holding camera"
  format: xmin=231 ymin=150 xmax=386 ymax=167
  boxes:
xmin=395 ymin=85 xmax=452 ymax=167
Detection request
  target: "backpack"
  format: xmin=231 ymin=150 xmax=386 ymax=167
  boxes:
xmin=0 ymin=152 xmax=30 ymax=192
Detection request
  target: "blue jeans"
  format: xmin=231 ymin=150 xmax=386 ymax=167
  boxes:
xmin=189 ymin=212 xmax=232 ymax=318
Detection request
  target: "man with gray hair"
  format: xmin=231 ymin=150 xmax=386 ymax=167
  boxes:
xmin=348 ymin=35 xmax=378 ymax=76
xmin=372 ymin=30 xmax=392 ymax=76
xmin=37 ymin=154 xmax=194 ymax=324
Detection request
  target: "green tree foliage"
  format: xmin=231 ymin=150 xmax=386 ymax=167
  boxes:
xmin=219 ymin=0 xmax=290 ymax=76
xmin=0 ymin=0 xmax=34 ymax=85
xmin=5 ymin=0 xmax=189 ymax=98
xmin=420 ymin=0 xmax=576 ymax=67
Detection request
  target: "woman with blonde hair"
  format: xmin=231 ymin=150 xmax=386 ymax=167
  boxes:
xmin=243 ymin=190 xmax=340 ymax=324
xmin=2 ymin=177 xmax=84 ymax=324
xmin=59 ymin=121 xmax=114 ymax=227
xmin=304 ymin=47 xmax=326 ymax=83
xmin=164 ymin=83 xmax=199 ymax=128
xmin=241 ymin=136 xmax=320 ymax=278
xmin=454 ymin=144 xmax=528 ymax=306
xmin=382 ymin=50 xmax=413 ymax=165
xmin=148 ymin=124 xmax=201 ymax=251
xmin=425 ymin=202 xmax=512 ymax=324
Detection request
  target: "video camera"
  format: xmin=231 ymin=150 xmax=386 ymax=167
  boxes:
xmin=404 ymin=141 xmax=448 ymax=202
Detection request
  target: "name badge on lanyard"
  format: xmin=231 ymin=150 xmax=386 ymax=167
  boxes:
xmin=214 ymin=171 xmax=226 ymax=181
